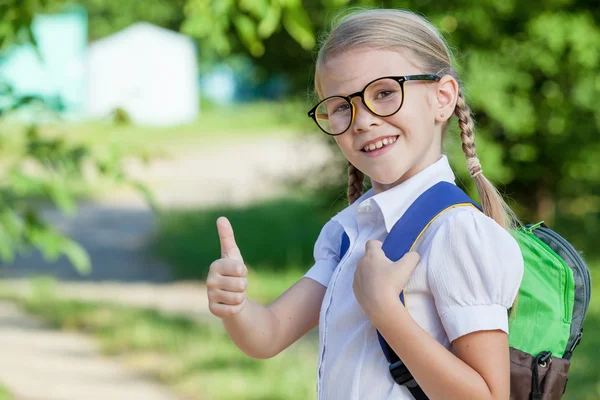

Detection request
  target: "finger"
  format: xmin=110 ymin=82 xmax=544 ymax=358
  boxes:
xmin=217 ymin=276 xmax=248 ymax=293
xmin=213 ymin=289 xmax=246 ymax=306
xmin=216 ymin=216 xmax=243 ymax=262
xmin=208 ymin=259 xmax=247 ymax=280
xmin=395 ymin=251 xmax=421 ymax=274
xmin=364 ymin=240 xmax=383 ymax=253
xmin=209 ymin=302 xmax=245 ymax=318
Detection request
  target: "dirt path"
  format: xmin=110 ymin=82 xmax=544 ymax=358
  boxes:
xmin=0 ymin=301 xmax=180 ymax=400
xmin=0 ymin=134 xmax=333 ymax=399
xmin=0 ymin=135 xmax=334 ymax=282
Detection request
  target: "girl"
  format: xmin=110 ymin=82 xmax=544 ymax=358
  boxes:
xmin=207 ymin=8 xmax=524 ymax=400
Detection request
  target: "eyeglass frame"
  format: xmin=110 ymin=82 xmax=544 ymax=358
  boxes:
xmin=307 ymin=74 xmax=441 ymax=136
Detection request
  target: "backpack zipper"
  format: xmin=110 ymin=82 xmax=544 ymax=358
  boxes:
xmin=533 ymin=226 xmax=591 ymax=318
xmin=528 ymin=224 xmax=591 ymax=358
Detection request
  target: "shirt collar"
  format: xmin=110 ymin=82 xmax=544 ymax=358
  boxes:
xmin=371 ymin=155 xmax=456 ymax=232
xmin=331 ymin=155 xmax=456 ymax=234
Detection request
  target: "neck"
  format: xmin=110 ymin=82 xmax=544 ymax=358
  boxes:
xmin=371 ymin=151 xmax=442 ymax=195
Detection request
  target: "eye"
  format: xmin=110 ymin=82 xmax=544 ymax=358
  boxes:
xmin=375 ymin=90 xmax=394 ymax=100
xmin=333 ymin=103 xmax=350 ymax=113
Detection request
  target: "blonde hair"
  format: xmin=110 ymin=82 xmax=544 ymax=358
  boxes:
xmin=315 ymin=8 xmax=518 ymax=229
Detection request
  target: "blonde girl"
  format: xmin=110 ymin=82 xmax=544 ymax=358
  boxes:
xmin=207 ymin=8 xmax=523 ymax=400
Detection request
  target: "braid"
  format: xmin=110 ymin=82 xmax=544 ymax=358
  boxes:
xmin=455 ymin=89 xmax=518 ymax=229
xmin=347 ymin=162 xmax=364 ymax=205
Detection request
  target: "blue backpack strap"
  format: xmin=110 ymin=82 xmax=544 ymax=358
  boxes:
xmin=381 ymin=182 xmax=480 ymax=398
xmin=339 ymin=182 xmax=481 ymax=399
xmin=340 ymin=231 xmax=350 ymax=260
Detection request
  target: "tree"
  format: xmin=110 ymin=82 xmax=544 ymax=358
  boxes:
xmin=0 ymin=0 xmax=151 ymax=273
xmin=184 ymin=1 xmax=600 ymax=250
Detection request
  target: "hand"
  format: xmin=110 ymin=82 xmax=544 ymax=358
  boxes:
xmin=207 ymin=216 xmax=248 ymax=318
xmin=353 ymin=240 xmax=420 ymax=321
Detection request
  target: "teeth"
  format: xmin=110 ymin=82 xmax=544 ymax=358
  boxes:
xmin=363 ymin=136 xmax=397 ymax=152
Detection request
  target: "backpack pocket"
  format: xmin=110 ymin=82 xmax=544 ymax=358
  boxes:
xmin=510 ymin=347 xmax=570 ymax=400
xmin=509 ymin=228 xmax=574 ymax=358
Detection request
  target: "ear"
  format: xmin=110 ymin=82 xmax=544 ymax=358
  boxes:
xmin=434 ymin=75 xmax=459 ymax=123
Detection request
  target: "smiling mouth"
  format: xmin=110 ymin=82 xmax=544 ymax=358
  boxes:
xmin=361 ymin=136 xmax=399 ymax=152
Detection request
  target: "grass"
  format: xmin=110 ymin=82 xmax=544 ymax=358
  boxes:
xmin=0 ymin=384 xmax=11 ymax=400
xmin=153 ymin=194 xmax=344 ymax=280
xmin=0 ymin=276 xmax=316 ymax=400
xmin=0 ymin=266 xmax=598 ymax=399
xmin=0 ymin=100 xmax=314 ymax=156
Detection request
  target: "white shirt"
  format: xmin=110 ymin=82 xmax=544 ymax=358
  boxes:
xmin=304 ymin=155 xmax=524 ymax=400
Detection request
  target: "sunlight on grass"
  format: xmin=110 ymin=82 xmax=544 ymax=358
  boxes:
xmin=0 ymin=100 xmax=313 ymax=155
xmin=0 ymin=278 xmax=318 ymax=400
xmin=0 ymin=384 xmax=11 ymax=400
xmin=153 ymin=195 xmax=342 ymax=280
xmin=247 ymin=267 xmax=306 ymax=305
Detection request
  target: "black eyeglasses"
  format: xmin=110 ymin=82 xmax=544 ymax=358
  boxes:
xmin=307 ymin=74 xmax=441 ymax=136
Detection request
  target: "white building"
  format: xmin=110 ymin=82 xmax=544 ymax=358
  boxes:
xmin=87 ymin=22 xmax=199 ymax=126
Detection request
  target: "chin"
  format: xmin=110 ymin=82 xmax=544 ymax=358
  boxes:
xmin=367 ymin=168 xmax=407 ymax=186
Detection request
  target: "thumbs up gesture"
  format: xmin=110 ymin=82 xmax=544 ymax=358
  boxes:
xmin=207 ymin=217 xmax=248 ymax=318
xmin=353 ymin=240 xmax=420 ymax=321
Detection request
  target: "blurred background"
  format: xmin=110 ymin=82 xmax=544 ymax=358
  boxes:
xmin=0 ymin=0 xmax=597 ymax=399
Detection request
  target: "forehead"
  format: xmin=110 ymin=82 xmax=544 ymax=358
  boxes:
xmin=319 ymin=48 xmax=421 ymax=98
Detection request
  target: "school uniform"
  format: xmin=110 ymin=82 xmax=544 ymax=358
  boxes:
xmin=304 ymin=155 xmax=524 ymax=400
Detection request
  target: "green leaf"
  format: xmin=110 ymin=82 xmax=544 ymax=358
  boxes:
xmin=239 ymin=0 xmax=270 ymax=20
xmin=233 ymin=13 xmax=265 ymax=57
xmin=60 ymin=238 xmax=91 ymax=275
xmin=282 ymin=4 xmax=315 ymax=50
xmin=47 ymin=181 xmax=77 ymax=215
xmin=257 ymin=2 xmax=281 ymax=39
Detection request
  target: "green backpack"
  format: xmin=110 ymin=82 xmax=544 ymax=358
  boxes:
xmin=339 ymin=182 xmax=592 ymax=399
xmin=509 ymin=222 xmax=591 ymax=399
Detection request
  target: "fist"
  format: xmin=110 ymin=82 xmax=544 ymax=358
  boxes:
xmin=207 ymin=217 xmax=248 ymax=318
xmin=353 ymin=240 xmax=420 ymax=320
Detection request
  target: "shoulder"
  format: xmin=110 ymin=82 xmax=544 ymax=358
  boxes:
xmin=303 ymin=219 xmax=345 ymax=288
xmin=419 ymin=206 xmax=524 ymax=342
xmin=422 ymin=206 xmax=522 ymax=263
xmin=421 ymin=205 xmax=524 ymax=303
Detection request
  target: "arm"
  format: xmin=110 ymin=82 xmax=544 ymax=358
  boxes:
xmin=209 ymin=216 xmax=336 ymax=359
xmin=353 ymin=211 xmax=521 ymax=400
xmin=371 ymin=301 xmax=509 ymax=400
xmin=222 ymin=277 xmax=325 ymax=359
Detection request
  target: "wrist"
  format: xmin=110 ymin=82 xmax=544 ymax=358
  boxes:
xmin=368 ymin=292 xmax=408 ymax=326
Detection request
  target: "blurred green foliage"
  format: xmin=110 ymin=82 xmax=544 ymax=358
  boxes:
xmin=0 ymin=1 xmax=150 ymax=273
xmin=0 ymin=382 xmax=10 ymax=400
xmin=72 ymin=0 xmax=600 ymax=254
xmin=181 ymin=0 xmax=600 ymax=257
xmin=154 ymin=195 xmax=336 ymax=279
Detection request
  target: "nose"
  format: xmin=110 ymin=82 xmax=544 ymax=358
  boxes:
xmin=351 ymin=97 xmax=381 ymax=134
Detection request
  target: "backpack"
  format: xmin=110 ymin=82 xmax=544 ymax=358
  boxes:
xmin=339 ymin=181 xmax=591 ymax=400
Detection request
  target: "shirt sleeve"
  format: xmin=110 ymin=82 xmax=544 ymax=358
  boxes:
xmin=427 ymin=208 xmax=524 ymax=343
xmin=303 ymin=219 xmax=344 ymax=288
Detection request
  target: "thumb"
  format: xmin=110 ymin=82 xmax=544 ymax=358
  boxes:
xmin=393 ymin=251 xmax=421 ymax=286
xmin=216 ymin=217 xmax=243 ymax=262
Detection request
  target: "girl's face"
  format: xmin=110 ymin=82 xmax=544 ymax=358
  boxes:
xmin=318 ymin=48 xmax=456 ymax=193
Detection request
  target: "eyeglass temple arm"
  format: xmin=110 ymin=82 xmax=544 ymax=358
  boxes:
xmin=404 ymin=74 xmax=441 ymax=81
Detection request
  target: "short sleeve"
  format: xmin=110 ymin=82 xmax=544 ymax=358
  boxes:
xmin=427 ymin=209 xmax=524 ymax=343
xmin=303 ymin=220 xmax=344 ymax=288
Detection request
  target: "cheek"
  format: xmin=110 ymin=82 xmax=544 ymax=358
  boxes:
xmin=334 ymin=136 xmax=354 ymax=156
